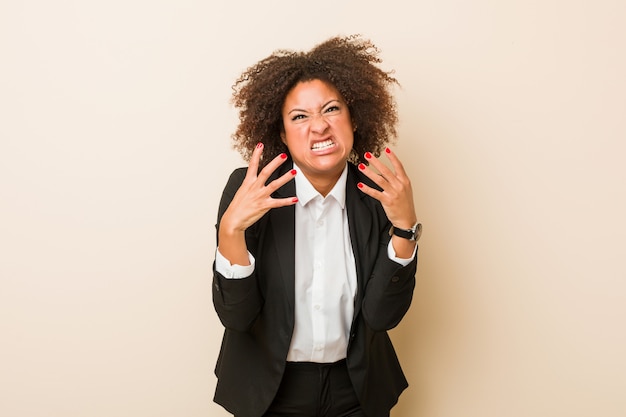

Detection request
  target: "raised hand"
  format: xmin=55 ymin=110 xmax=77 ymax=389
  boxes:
xmin=356 ymin=147 xmax=418 ymax=257
xmin=218 ymin=143 xmax=297 ymax=265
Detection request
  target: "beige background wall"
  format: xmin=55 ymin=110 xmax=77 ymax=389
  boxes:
xmin=1 ymin=1 xmax=624 ymax=416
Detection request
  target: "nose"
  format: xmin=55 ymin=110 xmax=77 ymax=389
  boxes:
xmin=310 ymin=112 xmax=329 ymax=133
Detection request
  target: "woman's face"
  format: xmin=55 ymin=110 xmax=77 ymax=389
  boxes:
xmin=281 ymin=79 xmax=354 ymax=187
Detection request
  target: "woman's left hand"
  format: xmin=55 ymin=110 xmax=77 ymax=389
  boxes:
xmin=357 ymin=147 xmax=417 ymax=231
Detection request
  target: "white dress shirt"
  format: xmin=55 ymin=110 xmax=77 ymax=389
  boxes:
xmin=287 ymin=163 xmax=356 ymax=362
xmin=215 ymin=163 xmax=415 ymax=363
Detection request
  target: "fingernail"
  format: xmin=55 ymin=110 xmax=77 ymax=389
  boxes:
xmin=357 ymin=182 xmax=364 ymax=189
xmin=385 ymin=147 xmax=391 ymax=154
xmin=358 ymin=163 xmax=366 ymax=170
xmin=291 ymin=169 xmax=297 ymax=175
xmin=364 ymin=152 xmax=372 ymax=159
xmin=292 ymin=197 xmax=299 ymax=203
xmin=280 ymin=153 xmax=287 ymax=159
xmin=257 ymin=142 xmax=263 ymax=149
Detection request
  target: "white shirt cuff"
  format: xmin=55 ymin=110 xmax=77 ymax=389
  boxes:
xmin=387 ymin=240 xmax=417 ymax=267
xmin=215 ymin=248 xmax=255 ymax=279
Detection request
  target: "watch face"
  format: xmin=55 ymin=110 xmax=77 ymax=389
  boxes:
xmin=415 ymin=223 xmax=422 ymax=241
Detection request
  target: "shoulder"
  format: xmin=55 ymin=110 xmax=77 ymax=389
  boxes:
xmin=217 ymin=167 xmax=248 ymax=218
xmin=219 ymin=167 xmax=249 ymax=197
xmin=225 ymin=167 xmax=248 ymax=189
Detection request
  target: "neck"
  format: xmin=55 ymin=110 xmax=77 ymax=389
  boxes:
xmin=310 ymin=178 xmax=338 ymax=197
xmin=301 ymin=168 xmax=344 ymax=197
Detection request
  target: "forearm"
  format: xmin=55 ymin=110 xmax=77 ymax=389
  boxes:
xmin=218 ymin=212 xmax=251 ymax=266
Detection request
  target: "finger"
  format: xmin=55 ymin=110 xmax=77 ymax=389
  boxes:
xmin=364 ymin=150 xmax=410 ymax=193
xmin=267 ymin=196 xmax=300 ymax=210
xmin=257 ymin=152 xmax=289 ymax=184
xmin=364 ymin=151 xmax=396 ymax=182
xmin=382 ymin=147 xmax=409 ymax=179
xmin=357 ymin=162 xmax=388 ymax=191
xmin=245 ymin=142 xmax=264 ymax=180
xmin=265 ymin=167 xmax=298 ymax=194
xmin=356 ymin=181 xmax=384 ymax=202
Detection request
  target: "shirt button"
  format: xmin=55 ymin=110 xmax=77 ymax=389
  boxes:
xmin=314 ymin=304 xmax=321 ymax=310
xmin=317 ymin=219 xmax=324 ymax=227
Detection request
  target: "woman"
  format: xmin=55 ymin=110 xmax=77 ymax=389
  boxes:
xmin=213 ymin=35 xmax=421 ymax=417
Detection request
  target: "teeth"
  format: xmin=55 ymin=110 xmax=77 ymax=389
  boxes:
xmin=312 ymin=139 xmax=334 ymax=150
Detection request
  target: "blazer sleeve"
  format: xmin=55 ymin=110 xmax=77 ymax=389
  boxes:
xmin=360 ymin=198 xmax=418 ymax=332
xmin=212 ymin=168 xmax=264 ymax=332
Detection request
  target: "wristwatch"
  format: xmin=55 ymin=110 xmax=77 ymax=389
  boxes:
xmin=389 ymin=222 xmax=422 ymax=241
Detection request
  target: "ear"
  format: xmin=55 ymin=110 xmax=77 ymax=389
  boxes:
xmin=280 ymin=129 xmax=286 ymax=144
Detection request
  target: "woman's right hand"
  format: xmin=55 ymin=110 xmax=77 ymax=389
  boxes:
xmin=217 ymin=143 xmax=297 ymax=265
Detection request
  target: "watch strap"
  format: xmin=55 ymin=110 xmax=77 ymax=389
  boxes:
xmin=389 ymin=222 xmax=422 ymax=241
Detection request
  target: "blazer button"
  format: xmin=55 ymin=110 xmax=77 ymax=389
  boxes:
xmin=391 ymin=276 xmax=400 ymax=283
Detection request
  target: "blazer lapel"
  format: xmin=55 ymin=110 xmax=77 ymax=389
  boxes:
xmin=268 ymin=161 xmax=296 ymax=310
xmin=346 ymin=165 xmax=373 ymax=320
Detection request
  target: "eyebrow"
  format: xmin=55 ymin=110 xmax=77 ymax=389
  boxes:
xmin=287 ymin=99 xmax=341 ymax=115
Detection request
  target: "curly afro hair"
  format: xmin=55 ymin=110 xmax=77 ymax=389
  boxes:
xmin=230 ymin=34 xmax=400 ymax=166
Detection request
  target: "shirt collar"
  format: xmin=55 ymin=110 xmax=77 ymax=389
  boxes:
xmin=293 ymin=162 xmax=348 ymax=209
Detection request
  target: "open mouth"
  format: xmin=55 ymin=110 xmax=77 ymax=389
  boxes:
xmin=311 ymin=139 xmax=335 ymax=151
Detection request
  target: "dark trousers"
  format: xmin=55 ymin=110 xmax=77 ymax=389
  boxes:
xmin=261 ymin=360 xmax=381 ymax=417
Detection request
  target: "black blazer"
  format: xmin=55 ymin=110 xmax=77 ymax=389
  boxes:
xmin=212 ymin=160 xmax=417 ymax=417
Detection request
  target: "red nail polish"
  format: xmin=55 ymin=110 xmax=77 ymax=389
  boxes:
xmin=290 ymin=169 xmax=297 ymax=175
xmin=280 ymin=153 xmax=287 ymax=159
xmin=364 ymin=152 xmax=372 ymax=159
xmin=256 ymin=142 xmax=263 ymax=149
xmin=292 ymin=197 xmax=299 ymax=203
xmin=357 ymin=182 xmax=364 ymax=189
xmin=358 ymin=163 xmax=366 ymax=170
xmin=385 ymin=147 xmax=391 ymax=154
